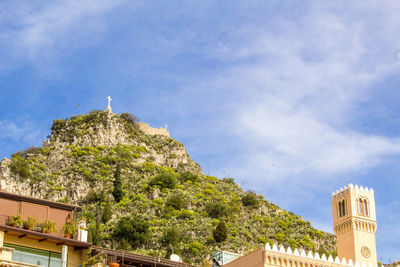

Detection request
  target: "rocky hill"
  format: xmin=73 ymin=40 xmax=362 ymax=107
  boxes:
xmin=0 ymin=110 xmax=336 ymax=264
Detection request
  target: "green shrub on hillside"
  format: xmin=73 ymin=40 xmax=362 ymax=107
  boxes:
xmin=242 ymin=191 xmax=259 ymax=208
xmin=10 ymin=155 xmax=31 ymax=180
xmin=51 ymin=119 xmax=66 ymax=135
xmin=205 ymin=201 xmax=229 ymax=219
xmin=112 ymin=165 xmax=123 ymax=203
xmin=165 ymin=194 xmax=186 ymax=210
xmin=161 ymin=227 xmax=181 ymax=247
xmin=213 ymin=221 xmax=228 ymax=242
xmin=179 ymin=171 xmax=199 ymax=183
xmin=148 ymin=173 xmax=177 ymax=189
xmin=222 ymin=177 xmax=235 ymax=184
xmin=120 ymin=113 xmax=139 ymax=126
xmin=112 ymin=216 xmax=151 ymax=249
xmin=101 ymin=199 xmax=113 ymax=223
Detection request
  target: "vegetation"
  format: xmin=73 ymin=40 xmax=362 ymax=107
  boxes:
xmin=63 ymin=220 xmax=78 ymax=236
xmin=148 ymin=173 xmax=177 ymax=189
xmin=4 ymin=111 xmax=337 ymax=264
xmin=213 ymin=221 xmax=228 ymax=242
xmin=112 ymin=216 xmax=151 ymax=249
xmin=242 ymin=191 xmax=259 ymax=208
xmin=24 ymin=216 xmax=37 ymax=230
xmin=205 ymin=201 xmax=229 ymax=219
xmin=161 ymin=227 xmax=181 ymax=249
xmin=165 ymin=194 xmax=185 ymax=210
xmin=7 ymin=214 xmax=23 ymax=227
xmin=112 ymin=165 xmax=123 ymax=203
xmin=10 ymin=155 xmax=31 ymax=180
xmin=41 ymin=220 xmax=57 ymax=233
xmin=120 ymin=113 xmax=139 ymax=127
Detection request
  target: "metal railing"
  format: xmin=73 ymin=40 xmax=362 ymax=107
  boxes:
xmin=12 ymin=250 xmax=63 ymax=267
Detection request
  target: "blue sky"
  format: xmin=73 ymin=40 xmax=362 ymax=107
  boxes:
xmin=1 ymin=0 xmax=400 ymax=262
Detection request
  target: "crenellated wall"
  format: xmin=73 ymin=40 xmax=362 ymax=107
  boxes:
xmin=263 ymin=243 xmax=378 ymax=267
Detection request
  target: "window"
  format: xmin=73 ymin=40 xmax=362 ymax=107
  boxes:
xmin=4 ymin=243 xmax=62 ymax=267
xmin=358 ymin=197 xmax=369 ymax=216
xmin=338 ymin=200 xmax=346 ymax=217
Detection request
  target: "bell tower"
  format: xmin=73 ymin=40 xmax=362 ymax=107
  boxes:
xmin=332 ymin=184 xmax=377 ymax=266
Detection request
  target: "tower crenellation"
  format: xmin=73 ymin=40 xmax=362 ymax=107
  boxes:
xmin=332 ymin=184 xmax=374 ymax=197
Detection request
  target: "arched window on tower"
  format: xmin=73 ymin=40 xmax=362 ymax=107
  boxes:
xmin=358 ymin=197 xmax=369 ymax=216
xmin=338 ymin=200 xmax=347 ymax=217
xmin=359 ymin=198 xmax=365 ymax=215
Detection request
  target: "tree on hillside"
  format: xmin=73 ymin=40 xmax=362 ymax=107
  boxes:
xmin=213 ymin=221 xmax=228 ymax=243
xmin=112 ymin=165 xmax=123 ymax=203
xmin=112 ymin=216 xmax=151 ymax=249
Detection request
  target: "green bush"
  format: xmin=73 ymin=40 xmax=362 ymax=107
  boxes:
xmin=120 ymin=113 xmax=139 ymax=127
xmin=242 ymin=191 xmax=259 ymax=208
xmin=148 ymin=173 xmax=177 ymax=189
xmin=161 ymin=227 xmax=181 ymax=247
xmin=101 ymin=200 xmax=113 ymax=223
xmin=112 ymin=165 xmax=123 ymax=203
xmin=213 ymin=221 xmax=228 ymax=242
xmin=112 ymin=216 xmax=151 ymax=249
xmin=88 ymin=221 xmax=103 ymax=246
xmin=24 ymin=146 xmax=41 ymax=155
xmin=51 ymin=119 xmax=66 ymax=135
xmin=179 ymin=172 xmax=199 ymax=183
xmin=205 ymin=201 xmax=229 ymax=219
xmin=278 ymin=220 xmax=288 ymax=231
xmin=184 ymin=242 xmax=203 ymax=257
xmin=10 ymin=156 xmax=31 ymax=180
xmin=222 ymin=177 xmax=235 ymax=184
xmin=166 ymin=194 xmax=185 ymax=210
xmin=178 ymin=209 xmax=195 ymax=219
xmin=275 ymin=232 xmax=285 ymax=243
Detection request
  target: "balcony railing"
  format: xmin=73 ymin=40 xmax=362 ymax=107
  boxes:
xmin=11 ymin=250 xmax=63 ymax=267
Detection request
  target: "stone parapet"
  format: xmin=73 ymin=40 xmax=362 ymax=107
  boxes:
xmin=137 ymin=123 xmax=170 ymax=137
xmin=264 ymin=243 xmax=377 ymax=267
xmin=332 ymin=184 xmax=374 ymax=198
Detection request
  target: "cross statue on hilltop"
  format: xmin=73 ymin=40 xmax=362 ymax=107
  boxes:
xmin=106 ymin=96 xmax=112 ymax=112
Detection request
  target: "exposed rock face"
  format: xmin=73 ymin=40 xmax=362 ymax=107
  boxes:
xmin=0 ymin=111 xmax=201 ymax=202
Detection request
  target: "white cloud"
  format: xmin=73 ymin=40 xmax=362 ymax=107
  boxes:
xmin=0 ymin=0 xmax=124 ymax=74
xmin=0 ymin=120 xmax=42 ymax=145
xmin=192 ymin=1 xmax=400 ymax=181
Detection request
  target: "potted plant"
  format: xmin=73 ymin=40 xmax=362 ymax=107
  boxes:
xmin=83 ymin=248 xmax=104 ymax=267
xmin=62 ymin=220 xmax=77 ymax=238
xmin=41 ymin=220 xmax=57 ymax=233
xmin=108 ymin=255 xmax=119 ymax=267
xmin=7 ymin=214 xmax=23 ymax=228
xmin=24 ymin=216 xmax=37 ymax=230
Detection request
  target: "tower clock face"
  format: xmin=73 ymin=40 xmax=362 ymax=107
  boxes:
xmin=361 ymin=246 xmax=371 ymax=258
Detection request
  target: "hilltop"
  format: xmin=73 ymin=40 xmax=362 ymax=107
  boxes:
xmin=0 ymin=110 xmax=336 ymax=264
